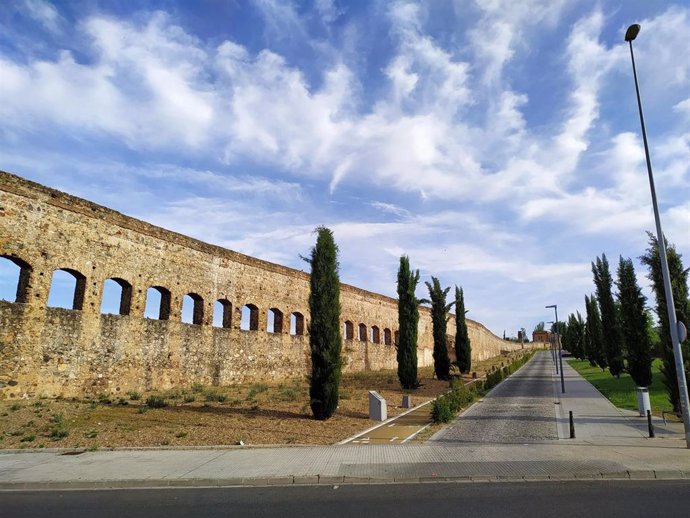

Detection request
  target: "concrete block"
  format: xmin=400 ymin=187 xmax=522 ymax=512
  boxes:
xmin=369 ymin=391 xmax=387 ymax=421
xmin=402 ymin=395 xmax=413 ymax=408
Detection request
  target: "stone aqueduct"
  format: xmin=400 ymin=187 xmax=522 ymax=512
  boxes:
xmin=0 ymin=171 xmax=534 ymax=399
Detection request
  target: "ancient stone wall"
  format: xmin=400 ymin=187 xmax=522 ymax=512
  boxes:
xmin=0 ymin=171 xmax=537 ymax=399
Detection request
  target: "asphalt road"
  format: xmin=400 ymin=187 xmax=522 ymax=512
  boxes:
xmin=434 ymin=351 xmax=558 ymax=443
xmin=3 ymin=481 xmax=689 ymax=518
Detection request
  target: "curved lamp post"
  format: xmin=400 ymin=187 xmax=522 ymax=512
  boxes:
xmin=625 ymin=23 xmax=690 ymax=448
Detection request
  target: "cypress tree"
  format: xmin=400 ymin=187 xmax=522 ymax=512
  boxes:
xmin=306 ymin=226 xmax=342 ymax=420
xmin=575 ymin=311 xmax=586 ymax=360
xmin=585 ymin=294 xmax=606 ymax=369
xmin=592 ymin=254 xmax=625 ymax=377
xmin=425 ymin=277 xmax=453 ymax=380
xmin=616 ymin=256 xmax=653 ymax=387
xmin=396 ymin=256 xmax=421 ymax=389
xmin=640 ymin=233 xmax=690 ymax=413
xmin=454 ymin=286 xmax=471 ymax=374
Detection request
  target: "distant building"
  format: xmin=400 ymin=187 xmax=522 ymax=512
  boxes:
xmin=532 ymin=330 xmax=551 ymax=343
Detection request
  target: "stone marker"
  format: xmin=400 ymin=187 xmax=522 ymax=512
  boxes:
xmin=402 ymin=395 xmax=412 ymax=409
xmin=368 ymin=390 xmax=387 ymax=421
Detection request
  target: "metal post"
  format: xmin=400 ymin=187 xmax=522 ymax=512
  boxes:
xmin=547 ymin=308 xmax=565 ymax=393
xmin=647 ymin=410 xmax=655 ymax=438
xmin=569 ymin=411 xmax=576 ymax=439
xmin=555 ymin=307 xmax=565 ymax=394
xmin=627 ymin=28 xmax=690 ymax=448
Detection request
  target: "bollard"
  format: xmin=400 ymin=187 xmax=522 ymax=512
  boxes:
xmin=569 ymin=410 xmax=575 ymax=439
xmin=647 ymin=410 xmax=655 ymax=438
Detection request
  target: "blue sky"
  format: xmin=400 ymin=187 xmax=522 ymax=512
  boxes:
xmin=1 ymin=0 xmax=689 ymax=336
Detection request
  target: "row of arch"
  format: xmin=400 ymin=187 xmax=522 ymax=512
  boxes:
xmin=343 ymin=321 xmax=395 ymax=346
xmin=1 ymin=256 xmax=396 ymax=343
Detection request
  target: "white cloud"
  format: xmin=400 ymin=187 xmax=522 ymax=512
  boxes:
xmin=22 ymin=0 xmax=61 ymax=33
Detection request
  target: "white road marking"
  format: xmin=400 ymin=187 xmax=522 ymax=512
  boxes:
xmin=389 ymin=436 xmax=399 ymax=442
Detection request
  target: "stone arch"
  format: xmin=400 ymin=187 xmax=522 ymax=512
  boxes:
xmin=0 ymin=254 xmax=32 ymax=303
xmin=343 ymin=320 xmax=354 ymax=340
xmin=213 ymin=299 xmax=232 ymax=329
xmin=358 ymin=323 xmax=367 ymax=342
xmin=47 ymin=268 xmax=86 ymax=310
xmin=100 ymin=277 xmax=132 ymax=316
xmin=384 ymin=328 xmax=392 ymax=346
xmin=371 ymin=325 xmax=380 ymax=344
xmin=267 ymin=307 xmax=283 ymax=333
xmin=290 ymin=312 xmax=305 ymax=336
xmin=182 ymin=293 xmax=204 ymax=325
xmin=144 ymin=286 xmax=171 ymax=320
xmin=241 ymin=303 xmax=259 ymax=331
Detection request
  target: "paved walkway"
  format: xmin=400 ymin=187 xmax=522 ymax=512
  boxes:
xmin=1 ymin=352 xmax=689 ymax=489
xmin=554 ymin=357 xmax=680 ymax=442
xmin=343 ymin=401 xmax=433 ymax=445
xmin=431 ymin=352 xmax=557 ymax=443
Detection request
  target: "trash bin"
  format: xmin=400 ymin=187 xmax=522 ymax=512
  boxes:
xmin=636 ymin=387 xmax=651 ymax=417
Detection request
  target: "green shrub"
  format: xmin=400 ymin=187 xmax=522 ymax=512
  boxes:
xmin=10 ymin=403 xmax=21 ymax=412
xmin=247 ymin=383 xmax=268 ymax=400
xmin=431 ymin=396 xmax=455 ymax=423
xmin=84 ymin=430 xmax=98 ymax=439
xmin=175 ymin=431 xmax=188 ymax=439
xmin=145 ymin=395 xmax=168 ymax=408
xmin=126 ymin=390 xmax=141 ymax=401
xmin=183 ymin=394 xmax=196 ymax=403
xmin=191 ymin=383 xmax=204 ymax=393
xmin=50 ymin=428 xmax=69 ymax=440
xmin=97 ymin=393 xmax=112 ymax=404
xmin=20 ymin=434 xmax=35 ymax=442
xmin=276 ymin=387 xmax=299 ymax=402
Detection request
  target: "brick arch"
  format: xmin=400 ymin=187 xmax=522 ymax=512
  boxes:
xmin=48 ymin=267 xmax=86 ymax=310
xmin=0 ymin=254 xmax=32 ymax=303
xmin=101 ymin=277 xmax=132 ymax=316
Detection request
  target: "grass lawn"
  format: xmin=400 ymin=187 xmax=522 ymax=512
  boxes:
xmin=568 ymin=358 xmax=673 ymax=415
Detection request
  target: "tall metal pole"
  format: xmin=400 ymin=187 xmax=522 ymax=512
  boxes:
xmin=626 ymin=24 xmax=690 ymax=448
xmin=548 ymin=306 xmax=565 ymax=393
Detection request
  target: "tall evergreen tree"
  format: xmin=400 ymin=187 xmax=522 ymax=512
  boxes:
xmin=454 ymin=286 xmax=471 ymax=374
xmin=396 ymin=256 xmax=421 ymax=389
xmin=640 ymin=233 xmax=690 ymax=413
xmin=575 ymin=311 xmax=587 ymax=360
xmin=585 ymin=294 xmax=606 ymax=369
xmin=425 ymin=277 xmax=453 ymax=380
xmin=592 ymin=254 xmax=625 ymax=377
xmin=564 ymin=313 xmax=583 ymax=359
xmin=616 ymin=256 xmax=653 ymax=387
xmin=306 ymin=227 xmax=342 ymax=420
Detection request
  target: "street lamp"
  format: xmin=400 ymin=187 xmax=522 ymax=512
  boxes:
xmin=547 ymin=305 xmax=565 ymax=393
xmin=625 ymin=23 xmax=690 ymax=448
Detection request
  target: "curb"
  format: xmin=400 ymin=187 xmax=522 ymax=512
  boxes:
xmin=0 ymin=470 xmax=688 ymax=491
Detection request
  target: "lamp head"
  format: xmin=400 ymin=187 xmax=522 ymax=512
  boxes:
xmin=545 ymin=304 xmax=557 ymax=309
xmin=625 ymin=24 xmax=640 ymax=42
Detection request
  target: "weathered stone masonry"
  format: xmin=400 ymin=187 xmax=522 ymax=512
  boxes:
xmin=0 ymin=171 xmax=534 ymax=399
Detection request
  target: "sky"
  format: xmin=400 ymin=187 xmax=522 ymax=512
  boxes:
xmin=1 ymin=0 xmax=689 ymax=337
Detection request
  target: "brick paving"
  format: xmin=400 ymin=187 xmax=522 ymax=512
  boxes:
xmin=431 ymin=352 xmax=558 ymax=443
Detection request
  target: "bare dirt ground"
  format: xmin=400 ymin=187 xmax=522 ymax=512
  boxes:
xmin=0 ymin=352 xmax=523 ymax=449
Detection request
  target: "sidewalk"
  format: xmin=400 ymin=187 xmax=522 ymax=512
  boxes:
xmin=553 ymin=357 xmax=685 ymax=443
xmin=1 ymin=352 xmax=689 ymax=490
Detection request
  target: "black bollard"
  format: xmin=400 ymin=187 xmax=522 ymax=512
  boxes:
xmin=569 ymin=410 xmax=575 ymax=439
xmin=647 ymin=410 xmax=655 ymax=438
